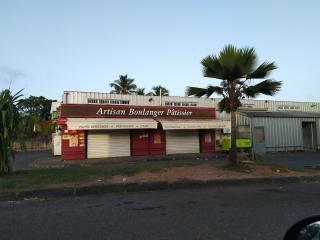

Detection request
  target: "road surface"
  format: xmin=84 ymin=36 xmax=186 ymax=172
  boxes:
xmin=1 ymin=181 xmax=320 ymax=240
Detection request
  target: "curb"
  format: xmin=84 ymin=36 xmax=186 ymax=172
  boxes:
xmin=1 ymin=175 xmax=320 ymax=201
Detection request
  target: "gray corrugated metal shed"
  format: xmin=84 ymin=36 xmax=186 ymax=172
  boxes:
xmin=240 ymin=111 xmax=320 ymax=118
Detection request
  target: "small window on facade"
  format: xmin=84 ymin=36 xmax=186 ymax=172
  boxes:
xmin=88 ymin=98 xmax=129 ymax=105
xmin=165 ymin=101 xmax=197 ymax=107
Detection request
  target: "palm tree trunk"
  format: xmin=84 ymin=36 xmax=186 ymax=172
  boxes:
xmin=229 ymin=110 xmax=237 ymax=165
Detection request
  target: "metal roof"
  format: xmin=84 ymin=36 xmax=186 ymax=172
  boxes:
xmin=239 ymin=111 xmax=320 ymax=118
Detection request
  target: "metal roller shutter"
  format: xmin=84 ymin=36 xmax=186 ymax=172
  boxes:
xmin=166 ymin=130 xmax=200 ymax=154
xmin=87 ymin=130 xmax=130 ymax=158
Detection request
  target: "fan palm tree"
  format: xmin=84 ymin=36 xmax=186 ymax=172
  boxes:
xmin=186 ymin=45 xmax=281 ymax=165
xmin=0 ymin=89 xmax=23 ymax=175
xmin=148 ymin=85 xmax=169 ymax=96
xmin=109 ymin=74 xmax=137 ymax=94
xmin=136 ymin=87 xmax=146 ymax=95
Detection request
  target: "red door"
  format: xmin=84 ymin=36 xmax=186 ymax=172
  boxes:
xmin=200 ymin=129 xmax=216 ymax=153
xmin=131 ymin=130 xmax=149 ymax=156
xmin=149 ymin=128 xmax=165 ymax=156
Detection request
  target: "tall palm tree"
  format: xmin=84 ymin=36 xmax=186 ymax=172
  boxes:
xmin=0 ymin=89 xmax=23 ymax=175
xmin=109 ymin=74 xmax=137 ymax=94
xmin=186 ymin=45 xmax=281 ymax=165
xmin=148 ymin=85 xmax=169 ymax=96
xmin=136 ymin=87 xmax=146 ymax=95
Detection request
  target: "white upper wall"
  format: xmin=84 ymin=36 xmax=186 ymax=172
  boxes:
xmin=62 ymin=91 xmax=320 ymax=113
xmin=50 ymin=101 xmax=61 ymax=113
xmin=62 ymin=91 xmax=215 ymax=108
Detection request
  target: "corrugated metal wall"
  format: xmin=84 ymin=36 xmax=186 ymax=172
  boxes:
xmin=251 ymin=117 xmax=319 ymax=152
xmin=240 ymin=99 xmax=320 ymax=112
xmin=237 ymin=113 xmax=251 ymax=126
xmin=317 ymin=119 xmax=320 ymax=150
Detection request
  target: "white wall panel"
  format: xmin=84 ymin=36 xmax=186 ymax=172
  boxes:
xmin=87 ymin=130 xmax=130 ymax=158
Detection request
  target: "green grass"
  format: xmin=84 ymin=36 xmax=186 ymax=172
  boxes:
xmin=0 ymin=160 xmax=204 ymax=191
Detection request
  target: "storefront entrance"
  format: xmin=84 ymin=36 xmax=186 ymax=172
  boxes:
xmin=131 ymin=127 xmax=165 ymax=156
xmin=200 ymin=129 xmax=216 ymax=153
xmin=302 ymin=122 xmax=317 ymax=150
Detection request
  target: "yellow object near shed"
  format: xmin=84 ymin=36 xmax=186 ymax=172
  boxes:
xmin=222 ymin=138 xmax=252 ymax=151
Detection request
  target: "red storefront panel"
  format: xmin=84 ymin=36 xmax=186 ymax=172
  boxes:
xmin=131 ymin=130 xmax=149 ymax=156
xmin=131 ymin=126 xmax=165 ymax=156
xmin=149 ymin=128 xmax=166 ymax=156
xmin=200 ymin=129 xmax=216 ymax=153
xmin=61 ymin=125 xmax=86 ymax=160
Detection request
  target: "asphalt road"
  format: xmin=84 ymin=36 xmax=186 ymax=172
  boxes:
xmin=12 ymin=150 xmax=320 ymax=172
xmin=1 ymin=182 xmax=320 ymax=240
xmin=12 ymin=150 xmax=51 ymax=171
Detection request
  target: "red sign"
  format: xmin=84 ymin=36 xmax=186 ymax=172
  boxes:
xmin=61 ymin=104 xmax=215 ymax=119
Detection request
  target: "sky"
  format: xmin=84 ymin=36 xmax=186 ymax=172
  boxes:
xmin=0 ymin=0 xmax=319 ymax=102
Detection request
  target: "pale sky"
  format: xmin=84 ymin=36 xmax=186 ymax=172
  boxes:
xmin=1 ymin=0 xmax=319 ymax=102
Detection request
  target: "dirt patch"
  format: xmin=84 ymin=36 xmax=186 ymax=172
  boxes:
xmin=108 ymin=164 xmax=319 ymax=184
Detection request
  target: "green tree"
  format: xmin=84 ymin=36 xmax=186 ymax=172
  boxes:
xmin=136 ymin=87 xmax=146 ymax=95
xmin=18 ymin=95 xmax=54 ymax=120
xmin=109 ymin=75 xmax=137 ymax=94
xmin=18 ymin=95 xmax=55 ymax=140
xmin=186 ymin=45 xmax=281 ymax=164
xmin=148 ymin=85 xmax=169 ymax=96
xmin=0 ymin=89 xmax=23 ymax=175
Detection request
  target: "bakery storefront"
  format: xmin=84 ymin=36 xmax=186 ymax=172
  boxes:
xmin=57 ymin=104 xmax=229 ymax=160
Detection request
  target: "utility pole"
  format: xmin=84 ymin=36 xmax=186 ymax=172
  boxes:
xmin=160 ymin=87 xmax=162 ymax=106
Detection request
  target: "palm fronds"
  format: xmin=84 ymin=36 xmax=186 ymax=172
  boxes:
xmin=244 ymin=80 xmax=282 ymax=97
xmin=148 ymin=85 xmax=169 ymax=96
xmin=109 ymin=74 xmax=137 ymax=94
xmin=186 ymin=85 xmax=223 ymax=97
xmin=0 ymin=89 xmax=23 ymax=175
xmin=186 ymin=44 xmax=281 ymax=112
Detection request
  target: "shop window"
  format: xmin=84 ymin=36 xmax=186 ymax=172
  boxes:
xmin=154 ymin=133 xmax=162 ymax=144
xmin=277 ymin=105 xmax=300 ymax=111
xmin=69 ymin=134 xmax=79 ymax=147
xmin=204 ymin=133 xmax=212 ymax=143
